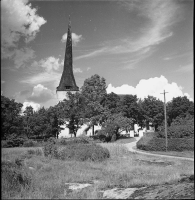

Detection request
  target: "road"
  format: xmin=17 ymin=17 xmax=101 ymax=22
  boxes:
xmin=124 ymin=136 xmax=194 ymax=162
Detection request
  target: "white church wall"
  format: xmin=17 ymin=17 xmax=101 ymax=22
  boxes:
xmin=58 ymin=123 xmax=151 ymax=138
xmin=59 ymin=124 xmax=101 ymax=138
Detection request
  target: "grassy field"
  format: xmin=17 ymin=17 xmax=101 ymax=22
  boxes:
xmin=138 ymin=149 xmax=194 ymax=158
xmin=2 ymin=144 xmax=194 ymax=199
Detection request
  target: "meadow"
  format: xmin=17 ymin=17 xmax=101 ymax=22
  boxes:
xmin=2 ymin=142 xmax=194 ymax=199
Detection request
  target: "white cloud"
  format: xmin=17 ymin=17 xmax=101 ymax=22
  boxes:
xmin=27 ymin=84 xmax=55 ymax=103
xmin=87 ymin=67 xmax=91 ymax=71
xmin=61 ymin=32 xmax=83 ymax=46
xmin=32 ymin=56 xmax=63 ymax=73
xmin=1 ymin=0 xmax=46 ymax=66
xmin=1 ymin=81 xmax=5 ymax=84
xmin=73 ymin=68 xmax=83 ymax=73
xmin=21 ymin=101 xmax=41 ymax=113
xmin=20 ymin=71 xmax=61 ymax=85
xmin=14 ymin=48 xmax=35 ymax=68
xmin=107 ymin=75 xmax=193 ymax=102
xmin=75 ymin=47 xmax=107 ymax=60
xmin=76 ymin=0 xmax=181 ymax=64
xmin=107 ymin=84 xmax=136 ymax=95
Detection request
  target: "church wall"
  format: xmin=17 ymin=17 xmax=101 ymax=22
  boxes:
xmin=58 ymin=123 xmax=152 ymax=138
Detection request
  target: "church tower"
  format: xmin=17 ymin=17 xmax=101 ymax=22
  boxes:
xmin=56 ymin=16 xmax=79 ymax=101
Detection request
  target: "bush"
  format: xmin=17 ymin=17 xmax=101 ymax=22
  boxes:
xmin=1 ymin=137 xmax=26 ymax=148
xmin=94 ymin=129 xmax=111 ymax=142
xmin=65 ymin=137 xmax=90 ymax=145
xmin=58 ymin=138 xmax=67 ymax=145
xmin=111 ymin=134 xmax=117 ymax=142
xmin=137 ymin=135 xmax=194 ymax=151
xmin=43 ymin=137 xmax=58 ymax=158
xmin=2 ymin=160 xmax=32 ymax=198
xmin=23 ymin=140 xmax=38 ymax=147
xmin=58 ymin=143 xmax=110 ymax=162
xmin=27 ymin=148 xmax=43 ymax=156
xmin=157 ymin=124 xmax=194 ymax=138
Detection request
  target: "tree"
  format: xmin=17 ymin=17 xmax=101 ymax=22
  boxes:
xmin=81 ymin=74 xmax=107 ymax=134
xmin=1 ymin=95 xmax=23 ymax=140
xmin=167 ymin=96 xmax=194 ymax=125
xmin=102 ymin=92 xmax=121 ymax=114
xmin=22 ymin=106 xmax=34 ymax=138
xmin=99 ymin=113 xmax=133 ymax=142
xmin=56 ymin=92 xmax=85 ymax=137
xmin=119 ymin=95 xmax=140 ymax=129
xmin=141 ymin=96 xmax=164 ymax=131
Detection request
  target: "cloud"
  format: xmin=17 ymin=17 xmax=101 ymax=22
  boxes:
xmin=87 ymin=67 xmax=91 ymax=71
xmin=107 ymin=75 xmax=193 ymax=102
xmin=27 ymin=84 xmax=55 ymax=103
xmin=61 ymin=33 xmax=83 ymax=46
xmin=1 ymin=0 xmax=46 ymax=67
xmin=32 ymin=56 xmax=63 ymax=73
xmin=73 ymin=68 xmax=83 ymax=73
xmin=75 ymin=47 xmax=107 ymax=60
xmin=14 ymin=48 xmax=35 ymax=68
xmin=20 ymin=71 xmax=61 ymax=85
xmin=76 ymin=0 xmax=181 ymax=64
xmin=1 ymin=81 xmax=5 ymax=84
xmin=21 ymin=101 xmax=41 ymax=113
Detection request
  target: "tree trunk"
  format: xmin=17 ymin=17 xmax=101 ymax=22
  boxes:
xmin=92 ymin=125 xmax=94 ymax=136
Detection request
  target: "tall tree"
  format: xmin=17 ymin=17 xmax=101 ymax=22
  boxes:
xmin=119 ymin=95 xmax=140 ymax=129
xmin=141 ymin=96 xmax=164 ymax=131
xmin=1 ymin=96 xmax=23 ymax=140
xmin=56 ymin=92 xmax=85 ymax=137
xmin=22 ymin=106 xmax=34 ymax=138
xmin=167 ymin=96 xmax=194 ymax=125
xmin=81 ymin=74 xmax=107 ymax=134
xmin=102 ymin=92 xmax=121 ymax=114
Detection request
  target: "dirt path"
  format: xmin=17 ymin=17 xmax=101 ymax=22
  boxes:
xmin=124 ymin=136 xmax=194 ymax=162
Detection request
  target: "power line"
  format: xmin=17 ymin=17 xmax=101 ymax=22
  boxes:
xmin=160 ymin=90 xmax=168 ymax=152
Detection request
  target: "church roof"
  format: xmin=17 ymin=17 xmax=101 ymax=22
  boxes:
xmin=57 ymin=16 xmax=79 ymax=92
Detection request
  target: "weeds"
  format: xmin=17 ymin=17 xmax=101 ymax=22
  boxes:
xmin=1 ymin=143 xmax=194 ymax=199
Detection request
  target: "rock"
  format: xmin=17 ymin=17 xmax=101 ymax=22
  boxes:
xmin=29 ymin=166 xmax=35 ymax=170
xmin=65 ymin=183 xmax=92 ymax=191
xmin=103 ymin=188 xmax=139 ymax=199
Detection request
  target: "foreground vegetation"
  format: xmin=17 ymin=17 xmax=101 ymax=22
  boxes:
xmin=2 ymin=142 xmax=194 ymax=199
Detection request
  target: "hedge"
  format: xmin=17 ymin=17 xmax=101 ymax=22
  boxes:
xmin=157 ymin=124 xmax=194 ymax=139
xmin=137 ymin=135 xmax=194 ymax=151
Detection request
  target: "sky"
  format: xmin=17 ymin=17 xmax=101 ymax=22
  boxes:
xmin=1 ymin=0 xmax=194 ymax=112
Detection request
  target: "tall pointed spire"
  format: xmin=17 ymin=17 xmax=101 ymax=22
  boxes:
xmin=56 ymin=15 xmax=79 ymax=92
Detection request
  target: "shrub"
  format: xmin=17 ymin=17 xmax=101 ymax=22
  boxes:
xmin=1 ymin=140 xmax=11 ymax=148
xmin=58 ymin=143 xmax=110 ymax=162
xmin=65 ymin=137 xmax=90 ymax=145
xmin=27 ymin=148 xmax=43 ymax=156
xmin=157 ymin=124 xmax=194 ymax=138
xmin=95 ymin=129 xmax=111 ymax=142
xmin=23 ymin=140 xmax=38 ymax=147
xmin=43 ymin=137 xmax=58 ymax=158
xmin=137 ymin=135 xmax=194 ymax=151
xmin=2 ymin=160 xmax=32 ymax=198
xmin=58 ymin=138 xmax=67 ymax=145
xmin=111 ymin=134 xmax=117 ymax=142
xmin=1 ymin=137 xmax=26 ymax=148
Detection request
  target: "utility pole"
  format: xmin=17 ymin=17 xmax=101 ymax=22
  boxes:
xmin=161 ymin=90 xmax=168 ymax=151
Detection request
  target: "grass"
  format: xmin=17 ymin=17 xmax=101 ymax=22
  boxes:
xmin=2 ymin=144 xmax=194 ymax=199
xmin=114 ymin=136 xmax=136 ymax=144
xmin=139 ymin=150 xmax=194 ymax=158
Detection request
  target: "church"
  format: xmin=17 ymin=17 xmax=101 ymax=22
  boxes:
xmin=56 ymin=16 xmax=153 ymax=138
